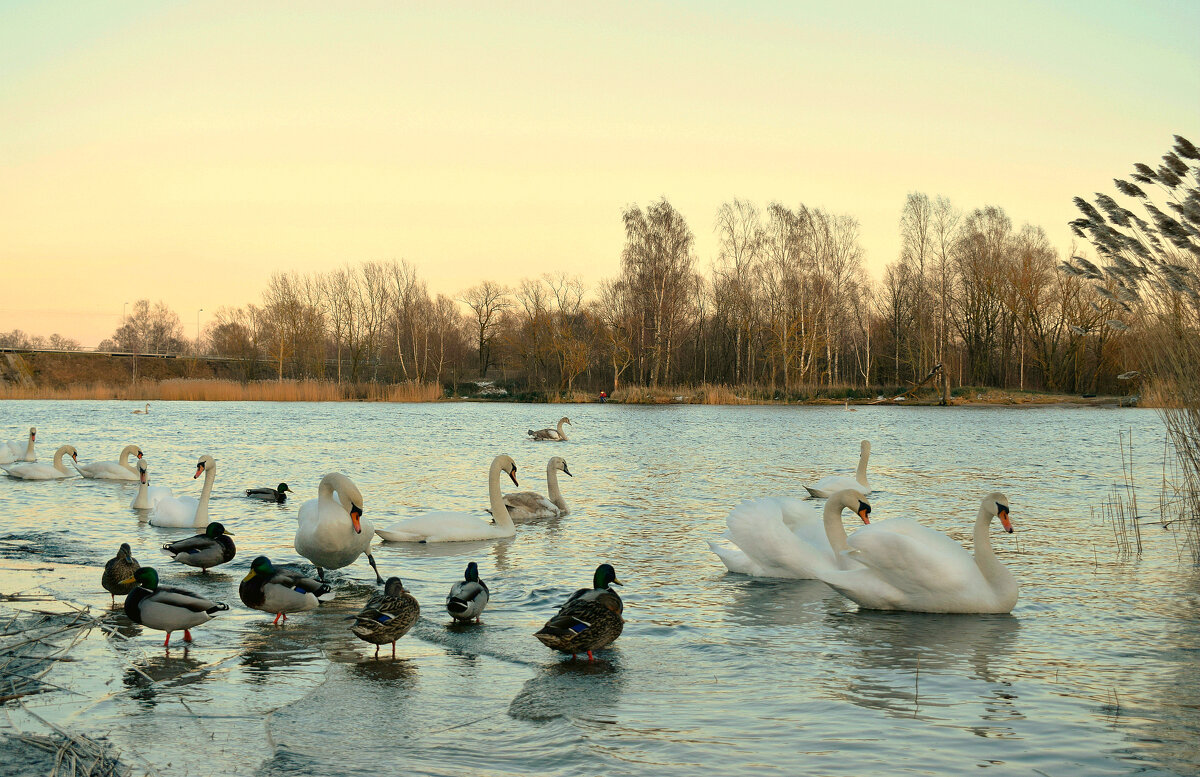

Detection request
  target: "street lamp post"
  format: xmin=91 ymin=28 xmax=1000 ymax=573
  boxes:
xmin=196 ymin=308 xmax=203 ymax=354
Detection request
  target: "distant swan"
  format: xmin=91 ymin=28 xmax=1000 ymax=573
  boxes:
xmin=1 ymin=445 xmax=77 ymax=480
xmin=709 ymin=490 xmax=871 ymax=579
xmin=130 ymin=459 xmax=174 ymax=511
xmin=149 ymin=455 xmax=217 ymax=528
xmin=528 ymin=417 xmax=571 ymax=441
xmin=376 ymin=455 xmax=519 ymax=543
xmin=502 ymin=456 xmax=571 ymax=521
xmin=132 ymin=403 xmax=150 ymax=415
xmin=295 ymin=473 xmax=383 ymax=583
xmin=0 ymin=427 xmax=37 ymax=464
xmin=816 ymin=492 xmax=1019 ymax=614
xmin=76 ymin=444 xmax=142 ymax=480
xmin=805 ymin=440 xmax=871 ymax=498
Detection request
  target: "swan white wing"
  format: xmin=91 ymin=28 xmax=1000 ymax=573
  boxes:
xmin=1 ymin=462 xmax=72 ymax=480
xmin=844 ymin=520 xmax=982 ymax=598
xmin=78 ymin=461 xmax=138 ymax=480
xmin=502 ymin=491 xmax=560 ymax=520
xmin=773 ymin=497 xmax=823 ymax=531
xmin=707 ymin=539 xmax=772 ymax=576
xmin=149 ymin=495 xmax=202 ymax=527
xmin=375 ymin=511 xmax=511 ymax=543
xmin=722 ymin=498 xmax=836 ymax=579
xmin=806 ymin=475 xmax=870 ymax=498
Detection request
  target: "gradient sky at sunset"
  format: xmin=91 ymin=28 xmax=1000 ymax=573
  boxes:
xmin=2 ymin=1 xmax=1197 ymax=345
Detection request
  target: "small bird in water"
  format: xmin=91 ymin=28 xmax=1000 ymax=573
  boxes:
xmin=246 ymin=482 xmax=293 ymax=503
xmin=351 ymin=577 xmax=421 ymax=658
xmin=446 ymin=562 xmax=489 ymax=623
xmin=102 ymin=543 xmax=141 ymax=604
xmin=239 ymin=556 xmax=334 ymax=625
xmin=121 ymin=567 xmax=229 ymax=647
xmin=162 ymin=522 xmax=236 ymax=572
xmin=534 ymin=563 xmax=624 ymax=660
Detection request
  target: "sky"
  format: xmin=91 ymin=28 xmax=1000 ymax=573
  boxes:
xmin=2 ymin=1 xmax=1198 ymax=346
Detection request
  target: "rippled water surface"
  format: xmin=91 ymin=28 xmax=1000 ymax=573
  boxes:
xmin=1 ymin=400 xmax=1198 ymax=776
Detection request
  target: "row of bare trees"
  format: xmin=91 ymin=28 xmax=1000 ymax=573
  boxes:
xmin=90 ymin=195 xmax=1143 ymax=395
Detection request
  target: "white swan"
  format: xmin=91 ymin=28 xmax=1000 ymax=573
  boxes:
xmin=376 ymin=455 xmax=519 ymax=543
xmin=528 ymin=417 xmax=571 ymax=441
xmin=130 ymin=459 xmax=174 ymax=512
xmin=805 ymin=439 xmax=871 ymax=498
xmin=502 ymin=456 xmax=571 ymax=521
xmin=816 ymin=492 xmax=1018 ymax=614
xmin=0 ymin=428 xmax=37 ymax=464
xmin=149 ymin=455 xmax=217 ymax=528
xmin=709 ymin=490 xmax=871 ymax=578
xmin=1 ymin=444 xmax=77 ymax=480
xmin=132 ymin=403 xmax=150 ymax=415
xmin=295 ymin=473 xmax=383 ymax=583
xmin=76 ymin=444 xmax=143 ymax=480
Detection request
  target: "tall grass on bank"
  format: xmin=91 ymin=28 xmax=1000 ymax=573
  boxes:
xmin=610 ymin=382 xmax=884 ymax=405
xmin=0 ymin=379 xmax=444 ymax=403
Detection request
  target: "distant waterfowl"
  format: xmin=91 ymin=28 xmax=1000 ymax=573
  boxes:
xmin=76 ymin=444 xmax=142 ymax=480
xmin=534 ymin=563 xmax=624 ymax=660
xmin=351 ymin=577 xmax=421 ymax=658
xmin=844 ymin=400 xmax=857 ymax=412
xmin=446 ymin=562 xmax=489 ymax=622
xmin=502 ymin=457 xmax=571 ymax=521
xmin=805 ymin=440 xmax=871 ymax=498
xmin=528 ymin=417 xmax=571 ymax=442
xmin=246 ymin=482 xmax=293 ymax=503
xmin=132 ymin=403 xmax=150 ymax=415
xmin=130 ymin=459 xmax=174 ymax=511
xmin=149 ymin=455 xmax=217 ymax=528
xmin=239 ymin=555 xmax=334 ymax=625
xmin=121 ymin=567 xmax=229 ymax=647
xmin=375 ymin=455 xmax=519 ymax=543
xmin=816 ymin=492 xmax=1019 ymax=614
xmin=295 ymin=473 xmax=383 ymax=583
xmin=102 ymin=543 xmax=141 ymax=604
xmin=1 ymin=445 xmax=77 ymax=480
xmin=162 ymin=522 xmax=236 ymax=572
xmin=709 ymin=490 xmax=872 ymax=579
xmin=0 ymin=427 xmax=36 ymax=464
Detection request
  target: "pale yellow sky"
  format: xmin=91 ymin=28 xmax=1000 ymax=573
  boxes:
xmin=2 ymin=1 xmax=1197 ymax=345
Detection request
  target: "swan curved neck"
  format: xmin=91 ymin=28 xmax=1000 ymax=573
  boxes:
xmin=546 ymin=462 xmax=567 ymax=511
xmin=489 ymin=460 xmax=515 ymax=529
xmin=972 ymin=506 xmax=1012 ymax=591
xmin=53 ymin=448 xmax=69 ymax=472
xmin=24 ymin=436 xmax=35 ymax=459
xmin=556 ymin=419 xmax=568 ymax=441
xmin=823 ymin=499 xmax=852 ymax=559
xmin=196 ymin=464 xmax=216 ymax=523
xmin=856 ymin=444 xmax=869 ymax=487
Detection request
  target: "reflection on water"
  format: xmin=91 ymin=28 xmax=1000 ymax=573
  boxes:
xmin=1 ymin=400 xmax=1197 ymax=775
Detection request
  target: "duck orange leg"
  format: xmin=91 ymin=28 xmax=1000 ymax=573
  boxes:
xmin=183 ymin=629 xmax=193 ymax=642
xmin=163 ymin=632 xmax=172 ymax=647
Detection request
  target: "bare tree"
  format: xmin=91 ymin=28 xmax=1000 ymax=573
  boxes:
xmin=460 ymin=281 xmax=510 ymax=377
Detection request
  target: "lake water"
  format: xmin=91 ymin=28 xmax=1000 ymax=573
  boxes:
xmin=0 ymin=400 xmax=1197 ymax=776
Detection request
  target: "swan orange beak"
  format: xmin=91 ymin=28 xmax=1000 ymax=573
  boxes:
xmin=998 ymin=506 xmax=1013 ymax=533
xmin=350 ymin=504 xmax=363 ymax=534
xmin=71 ymin=452 xmax=78 ymax=461
xmin=508 ymin=470 xmax=519 ymax=487
xmin=194 ymin=464 xmax=204 ymax=479
xmin=858 ymin=507 xmax=871 ymax=524
xmin=137 ymin=450 xmax=143 ymax=459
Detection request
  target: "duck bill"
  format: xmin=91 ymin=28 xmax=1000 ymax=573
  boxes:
xmin=242 ymin=570 xmax=256 ymax=582
xmin=999 ymin=509 xmax=1013 ymax=533
xmin=350 ymin=505 xmax=363 ymax=534
xmin=610 ymin=578 xmax=623 ymax=586
xmin=118 ymin=576 xmax=136 ymax=586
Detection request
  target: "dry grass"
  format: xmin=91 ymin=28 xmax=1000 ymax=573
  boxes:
xmin=0 ymin=378 xmax=444 ymax=403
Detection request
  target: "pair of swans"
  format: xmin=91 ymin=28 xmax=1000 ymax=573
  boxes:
xmin=77 ymin=444 xmax=143 ymax=481
xmin=805 ymin=440 xmax=871 ymax=498
xmin=712 ymin=489 xmax=1018 ymax=614
xmin=2 ymin=445 xmax=77 ymax=480
xmin=0 ymin=428 xmax=36 ymax=464
xmin=528 ymin=417 xmax=571 ymax=441
xmin=377 ymin=455 xmax=520 ymax=542
xmin=295 ymin=473 xmax=383 ymax=583
xmin=131 ymin=459 xmax=175 ymax=510
xmin=148 ymin=456 xmax=217 ymax=528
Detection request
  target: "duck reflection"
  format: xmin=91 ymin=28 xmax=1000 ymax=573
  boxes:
xmin=123 ymin=651 xmax=204 ymax=708
xmin=345 ymin=656 xmax=419 ymax=689
xmin=507 ymin=654 xmax=624 ymax=723
xmin=238 ymin=622 xmax=326 ymax=685
xmin=824 ymin=612 xmax=1022 ymax=722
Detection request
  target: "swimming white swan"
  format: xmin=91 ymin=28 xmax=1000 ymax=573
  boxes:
xmin=376 ymin=455 xmax=519 ymax=543
xmin=0 ymin=428 xmax=37 ymax=464
xmin=502 ymin=456 xmax=571 ymax=521
xmin=76 ymin=444 xmax=143 ymax=480
xmin=709 ymin=490 xmax=871 ymax=578
xmin=528 ymin=417 xmax=571 ymax=441
xmin=132 ymin=403 xmax=150 ymax=415
xmin=130 ymin=459 xmax=174 ymax=512
xmin=816 ymin=492 xmax=1018 ymax=614
xmin=805 ymin=440 xmax=871 ymax=498
xmin=295 ymin=473 xmax=383 ymax=583
xmin=1 ymin=444 xmax=77 ymax=480
xmin=149 ymin=455 xmax=217 ymax=528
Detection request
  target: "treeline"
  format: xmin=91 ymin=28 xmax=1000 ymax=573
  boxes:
xmin=97 ymin=193 xmax=1139 ymax=396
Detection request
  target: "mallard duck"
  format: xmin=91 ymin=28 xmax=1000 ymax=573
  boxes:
xmin=534 ymin=564 xmax=624 ymax=660
xmin=246 ymin=482 xmax=293 ymax=503
xmin=446 ymin=562 xmax=489 ymax=622
xmin=162 ymin=522 xmax=236 ymax=572
xmin=351 ymin=577 xmax=421 ymax=658
xmin=121 ymin=567 xmax=229 ymax=647
xmin=239 ymin=556 xmax=334 ymax=625
xmin=102 ymin=543 xmax=141 ymax=604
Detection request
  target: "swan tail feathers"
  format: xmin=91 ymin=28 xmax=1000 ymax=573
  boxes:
xmin=804 ymin=486 xmax=823 ymax=499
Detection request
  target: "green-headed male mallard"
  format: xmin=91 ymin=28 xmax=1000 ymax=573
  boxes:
xmin=352 ymin=577 xmax=420 ymax=658
xmin=102 ymin=542 xmax=141 ymax=604
xmin=162 ymin=522 xmax=236 ymax=572
xmin=239 ymin=555 xmax=334 ymax=625
xmin=121 ymin=567 xmax=229 ymax=647
xmin=246 ymin=482 xmax=293 ymax=503
xmin=446 ymin=562 xmax=489 ymax=622
xmin=534 ymin=563 xmax=624 ymax=660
